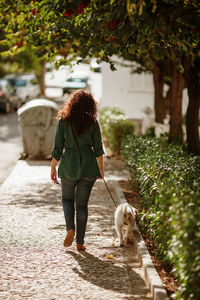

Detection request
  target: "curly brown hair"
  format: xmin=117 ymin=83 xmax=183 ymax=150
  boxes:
xmin=57 ymin=89 xmax=98 ymax=136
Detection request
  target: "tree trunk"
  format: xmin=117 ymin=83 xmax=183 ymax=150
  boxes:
xmin=168 ymin=62 xmax=185 ymax=144
xmin=152 ymin=62 xmax=165 ymax=123
xmin=165 ymin=84 xmax=172 ymax=113
xmin=184 ymin=57 xmax=200 ymax=155
xmin=39 ymin=60 xmax=46 ymax=97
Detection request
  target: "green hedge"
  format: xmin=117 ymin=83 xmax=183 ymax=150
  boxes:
xmin=121 ymin=135 xmax=200 ymax=300
xmin=99 ymin=106 xmax=134 ymax=155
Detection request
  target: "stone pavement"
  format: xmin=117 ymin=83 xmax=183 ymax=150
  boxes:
xmin=0 ymin=157 xmax=153 ymax=300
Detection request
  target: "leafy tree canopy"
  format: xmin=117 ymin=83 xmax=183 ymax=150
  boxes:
xmin=1 ymin=0 xmax=199 ymax=71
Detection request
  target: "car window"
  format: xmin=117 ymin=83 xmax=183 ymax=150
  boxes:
xmin=6 ymin=78 xmax=15 ymax=86
xmin=67 ymin=78 xmax=84 ymax=83
xmin=14 ymin=79 xmax=27 ymax=87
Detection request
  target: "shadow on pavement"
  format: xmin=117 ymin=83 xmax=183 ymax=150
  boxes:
xmin=4 ymin=182 xmax=61 ymax=213
xmin=66 ymin=250 xmax=150 ymax=298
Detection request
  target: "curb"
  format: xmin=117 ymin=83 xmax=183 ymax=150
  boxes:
xmin=113 ymin=181 xmax=169 ymax=300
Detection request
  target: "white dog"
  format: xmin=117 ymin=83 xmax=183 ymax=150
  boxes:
xmin=114 ymin=203 xmax=138 ymax=247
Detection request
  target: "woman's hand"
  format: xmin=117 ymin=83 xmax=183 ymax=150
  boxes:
xmin=97 ymin=155 xmax=104 ymax=180
xmin=51 ymin=157 xmax=58 ymax=183
xmin=51 ymin=167 xmax=58 ymax=183
xmin=97 ymin=169 xmax=104 ymax=180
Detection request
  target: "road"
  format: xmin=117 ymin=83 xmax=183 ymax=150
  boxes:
xmin=0 ymin=112 xmax=22 ymax=186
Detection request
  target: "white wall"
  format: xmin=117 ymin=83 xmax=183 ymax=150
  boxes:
xmin=101 ymin=58 xmax=189 ymax=120
xmin=101 ymin=59 xmax=154 ymax=119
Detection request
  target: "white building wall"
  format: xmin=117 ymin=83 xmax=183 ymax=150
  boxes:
xmin=101 ymin=59 xmax=189 ymax=119
xmin=100 ymin=59 xmax=154 ymax=120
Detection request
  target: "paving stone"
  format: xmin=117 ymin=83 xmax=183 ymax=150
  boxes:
xmin=0 ymin=159 xmax=153 ymax=300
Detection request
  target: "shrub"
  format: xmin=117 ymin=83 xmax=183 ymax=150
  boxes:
xmin=99 ymin=106 xmax=134 ymax=155
xmin=121 ymin=136 xmax=200 ymax=300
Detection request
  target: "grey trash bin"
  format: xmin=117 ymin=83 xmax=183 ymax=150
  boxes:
xmin=17 ymin=99 xmax=59 ymax=158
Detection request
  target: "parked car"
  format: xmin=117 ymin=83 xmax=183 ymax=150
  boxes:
xmin=5 ymin=73 xmax=40 ymax=104
xmin=0 ymin=79 xmax=20 ymax=113
xmin=62 ymin=73 xmax=90 ymax=94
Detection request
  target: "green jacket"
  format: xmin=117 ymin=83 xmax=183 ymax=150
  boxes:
xmin=52 ymin=118 xmax=104 ymax=181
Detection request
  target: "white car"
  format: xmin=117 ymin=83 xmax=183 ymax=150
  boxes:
xmin=5 ymin=73 xmax=40 ymax=103
xmin=0 ymin=79 xmax=20 ymax=112
xmin=62 ymin=72 xmax=90 ymax=94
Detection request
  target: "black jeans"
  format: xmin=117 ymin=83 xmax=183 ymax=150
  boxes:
xmin=61 ymin=177 xmax=96 ymax=245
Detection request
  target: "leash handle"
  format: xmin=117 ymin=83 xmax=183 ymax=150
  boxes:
xmin=103 ymin=178 xmax=117 ymax=208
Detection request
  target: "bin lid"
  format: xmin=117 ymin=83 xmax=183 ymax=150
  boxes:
xmin=17 ymin=99 xmax=59 ymax=116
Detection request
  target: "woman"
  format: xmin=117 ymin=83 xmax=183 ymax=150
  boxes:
xmin=51 ymin=89 xmax=104 ymax=251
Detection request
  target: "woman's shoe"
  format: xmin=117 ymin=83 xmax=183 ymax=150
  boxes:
xmin=63 ymin=229 xmax=75 ymax=247
xmin=76 ymin=244 xmax=86 ymax=251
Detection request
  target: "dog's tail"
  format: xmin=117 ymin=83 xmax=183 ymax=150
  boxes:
xmin=124 ymin=203 xmax=138 ymax=227
xmin=127 ymin=203 xmax=138 ymax=216
xmin=124 ymin=203 xmax=136 ymax=216
xmin=123 ymin=203 xmax=132 ymax=222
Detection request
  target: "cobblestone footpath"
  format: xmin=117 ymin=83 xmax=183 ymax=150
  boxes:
xmin=0 ymin=158 xmax=153 ymax=300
